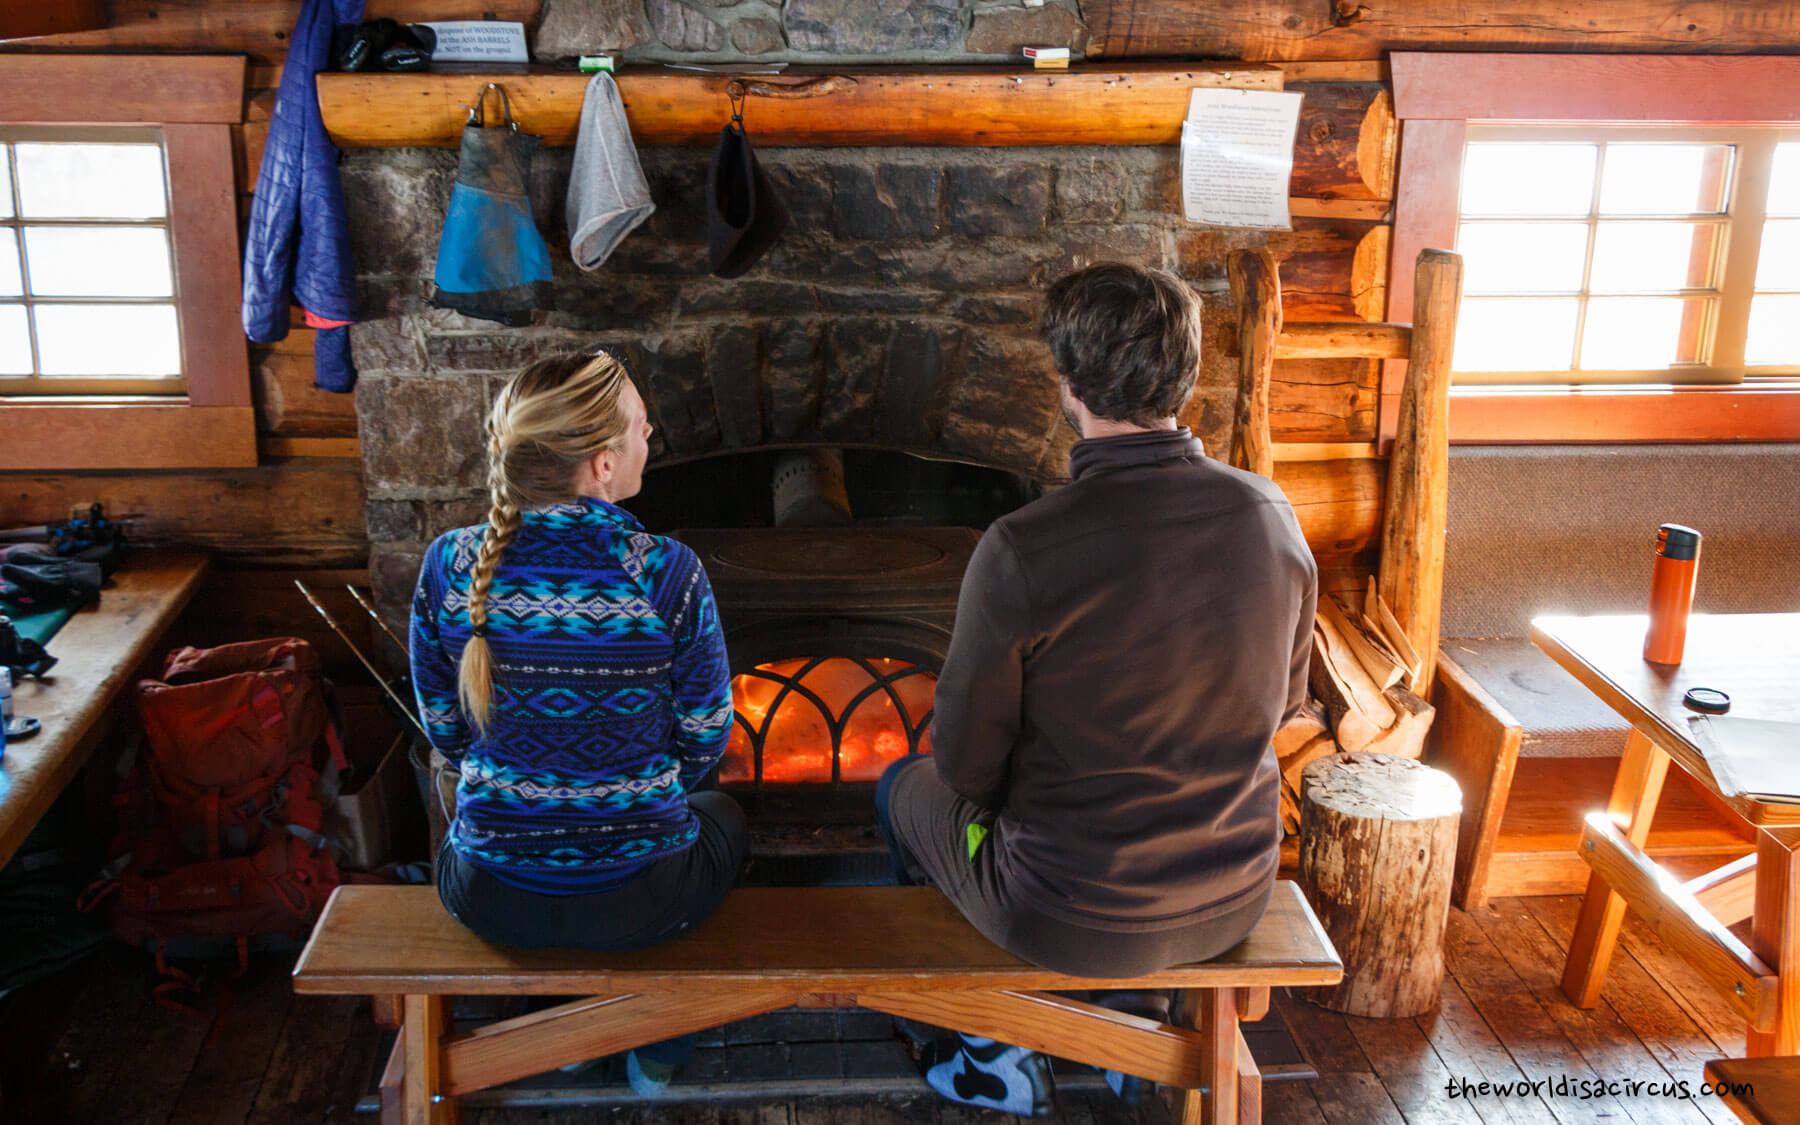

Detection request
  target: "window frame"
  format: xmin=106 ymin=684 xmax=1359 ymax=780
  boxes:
xmin=1389 ymin=53 xmax=1800 ymax=443
xmin=0 ymin=55 xmax=254 ymax=469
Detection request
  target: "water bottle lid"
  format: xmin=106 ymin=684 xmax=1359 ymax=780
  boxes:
xmin=1684 ymin=687 xmax=1731 ymax=714
xmin=1657 ymin=523 xmax=1702 ymax=560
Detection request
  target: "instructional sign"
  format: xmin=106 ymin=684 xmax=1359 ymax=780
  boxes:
xmin=419 ymin=20 xmax=530 ymax=65
xmin=1179 ymin=88 xmax=1304 ymax=230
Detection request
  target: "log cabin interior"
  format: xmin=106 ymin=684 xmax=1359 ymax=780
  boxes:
xmin=1 ymin=2 xmax=1798 ymax=1123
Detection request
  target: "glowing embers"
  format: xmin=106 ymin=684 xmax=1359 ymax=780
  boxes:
xmin=723 ymin=657 xmax=935 ymax=784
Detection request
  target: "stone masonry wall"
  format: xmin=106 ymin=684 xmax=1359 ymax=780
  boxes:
xmin=347 ymin=140 xmax=1281 ymax=617
xmin=534 ymin=0 xmax=1091 ymax=64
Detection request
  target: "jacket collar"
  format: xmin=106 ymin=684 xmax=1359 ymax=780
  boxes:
xmin=523 ymin=496 xmax=643 ymax=532
xmin=1068 ymin=427 xmax=1206 ymax=481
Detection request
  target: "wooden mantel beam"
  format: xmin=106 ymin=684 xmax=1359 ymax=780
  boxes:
xmin=316 ymin=63 xmax=1283 ymax=149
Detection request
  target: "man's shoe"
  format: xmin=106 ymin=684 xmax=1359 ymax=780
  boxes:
xmin=625 ymin=1050 xmax=675 ymax=1097
xmin=1104 ymin=1067 xmax=1152 ymax=1106
xmin=919 ymin=1034 xmax=1055 ymax=1117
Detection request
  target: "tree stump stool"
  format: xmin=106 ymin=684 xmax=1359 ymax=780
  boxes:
xmin=1298 ymin=752 xmax=1462 ymax=1017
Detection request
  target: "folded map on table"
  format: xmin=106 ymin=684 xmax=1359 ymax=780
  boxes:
xmin=1690 ymin=715 xmax=1800 ymax=803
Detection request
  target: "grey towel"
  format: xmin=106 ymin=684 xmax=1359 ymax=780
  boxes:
xmin=566 ymin=72 xmax=654 ymax=271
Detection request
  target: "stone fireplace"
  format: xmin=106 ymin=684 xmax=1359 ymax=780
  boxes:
xmin=347 ymin=136 xmax=1251 ymax=871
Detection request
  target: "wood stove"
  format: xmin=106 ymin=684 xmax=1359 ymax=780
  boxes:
xmin=672 ymin=526 xmax=976 ymax=878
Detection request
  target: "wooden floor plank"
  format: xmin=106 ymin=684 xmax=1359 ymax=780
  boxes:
xmin=1616 ymin=907 xmax=1750 ymax=1060
xmin=245 ymin=993 xmax=367 ymax=1125
xmin=166 ymin=954 xmax=296 ymax=1125
xmin=63 ymin=946 xmax=210 ymax=1125
xmin=1308 ymin=1069 xmax=1407 ymax=1124
xmin=1416 ymin=972 xmax=1560 ymax=1125
xmin=1443 ymin=906 xmax=1634 ymax=1125
xmin=0 ymin=949 xmax=101 ymax=1120
xmin=1523 ymin=896 xmax=1744 ymax=1125
xmin=1272 ymin=988 xmax=1375 ymax=1074
xmin=1263 ymin=1079 xmax=1330 ymax=1123
xmin=1342 ymin=1010 xmax=1486 ymax=1125
xmin=1469 ymin=898 xmax=1711 ymax=1125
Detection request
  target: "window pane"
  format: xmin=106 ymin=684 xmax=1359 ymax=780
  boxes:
xmin=1590 ymin=222 xmax=1719 ymax=293
xmin=1461 ymin=144 xmax=1597 ymax=217
xmin=23 ymin=226 xmax=173 ymax=297
xmin=1454 ymin=298 xmax=1579 ymax=372
xmin=34 ymin=304 xmax=179 ymax=375
xmin=1458 ymin=222 xmax=1588 ymax=293
xmin=0 ymin=147 xmax=12 ymax=220
xmin=1756 ymin=220 xmax=1800 ymax=290
xmin=1767 ymin=144 xmax=1800 ymax=218
xmin=14 ymin=143 xmax=166 ymax=219
xmin=1746 ymin=295 xmax=1800 ymax=366
xmin=0 ymin=230 xmax=20 ymax=297
xmin=1581 ymin=298 xmax=1703 ymax=369
xmin=0 ymin=305 xmax=30 ymax=374
xmin=1598 ymin=145 xmax=1733 ymax=215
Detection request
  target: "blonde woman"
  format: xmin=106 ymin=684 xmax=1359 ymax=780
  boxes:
xmin=409 ymin=350 xmax=745 ymax=963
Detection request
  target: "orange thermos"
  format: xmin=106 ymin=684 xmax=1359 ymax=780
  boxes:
xmin=1643 ymin=524 xmax=1701 ymax=665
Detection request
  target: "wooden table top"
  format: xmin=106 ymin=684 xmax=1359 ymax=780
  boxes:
xmin=0 ymin=550 xmax=210 ymax=868
xmin=1531 ymin=613 xmax=1800 ymax=827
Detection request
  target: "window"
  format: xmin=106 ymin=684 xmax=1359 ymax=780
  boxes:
xmin=1453 ymin=130 xmax=1800 ymax=386
xmin=0 ymin=55 xmax=254 ymax=469
xmin=0 ymin=128 xmax=185 ymax=396
xmin=1389 ymin=54 xmax=1800 ymax=442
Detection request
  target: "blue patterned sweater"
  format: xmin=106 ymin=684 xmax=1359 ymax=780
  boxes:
xmin=410 ymin=498 xmax=733 ymax=893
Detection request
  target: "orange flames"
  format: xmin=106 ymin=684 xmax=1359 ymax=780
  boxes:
xmin=721 ymin=658 xmax=935 ymax=783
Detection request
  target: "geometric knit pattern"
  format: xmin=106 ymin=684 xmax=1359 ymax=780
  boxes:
xmin=410 ymin=497 xmax=732 ymax=893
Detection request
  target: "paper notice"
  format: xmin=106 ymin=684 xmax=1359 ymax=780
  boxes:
xmin=419 ymin=21 xmax=530 ymax=65
xmin=1179 ymin=88 xmax=1304 ymax=230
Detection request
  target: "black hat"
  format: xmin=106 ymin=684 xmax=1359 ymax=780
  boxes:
xmin=706 ymin=121 xmax=788 ymax=279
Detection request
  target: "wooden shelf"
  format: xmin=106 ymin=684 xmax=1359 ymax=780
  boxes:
xmin=315 ymin=63 xmax=1283 ymax=149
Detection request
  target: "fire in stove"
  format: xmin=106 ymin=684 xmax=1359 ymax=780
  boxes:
xmin=722 ymin=656 xmax=936 ymax=785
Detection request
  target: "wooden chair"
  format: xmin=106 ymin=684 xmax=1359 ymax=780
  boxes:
xmin=1226 ymin=246 xmax=1520 ymax=911
xmin=293 ymin=882 xmax=1341 ymax=1125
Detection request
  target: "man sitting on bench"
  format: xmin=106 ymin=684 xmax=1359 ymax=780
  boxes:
xmin=877 ymin=263 xmax=1319 ymax=1115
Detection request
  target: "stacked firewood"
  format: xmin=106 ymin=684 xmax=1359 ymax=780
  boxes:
xmin=1276 ymin=579 xmax=1437 ymax=832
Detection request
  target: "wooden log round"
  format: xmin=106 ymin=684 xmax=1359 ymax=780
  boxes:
xmin=1298 ymin=753 xmax=1462 ymax=1018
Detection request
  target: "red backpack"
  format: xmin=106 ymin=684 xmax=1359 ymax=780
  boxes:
xmin=80 ymin=638 xmax=349 ymax=1008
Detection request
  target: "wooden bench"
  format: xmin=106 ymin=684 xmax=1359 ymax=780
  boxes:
xmin=293 ymin=881 xmax=1340 ymax=1125
xmin=1703 ymin=1057 xmax=1800 ymax=1124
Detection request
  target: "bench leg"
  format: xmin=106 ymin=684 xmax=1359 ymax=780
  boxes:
xmin=1236 ymin=1024 xmax=1260 ymax=1124
xmin=1562 ymin=728 xmax=1669 ymax=1008
xmin=1172 ymin=987 xmax=1243 ymax=1125
xmin=1236 ymin=987 xmax=1270 ymax=1023
xmin=372 ymin=994 xmax=404 ymax=1029
xmin=379 ymin=1034 xmax=405 ymax=1125
xmin=1748 ymin=826 xmax=1800 ymax=1056
xmin=402 ymin=995 xmax=458 ymax=1125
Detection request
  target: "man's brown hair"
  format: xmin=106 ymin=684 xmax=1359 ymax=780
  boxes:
xmin=1040 ymin=264 xmax=1203 ymax=425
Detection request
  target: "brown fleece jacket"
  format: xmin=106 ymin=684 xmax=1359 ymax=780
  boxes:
xmin=931 ymin=427 xmax=1317 ymax=928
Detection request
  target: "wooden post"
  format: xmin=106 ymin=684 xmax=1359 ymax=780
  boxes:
xmin=402 ymin=994 xmax=457 ymax=1125
xmin=1227 ymin=248 xmax=1279 ymax=480
xmin=1379 ymin=248 xmax=1462 ymax=694
xmin=1299 ymin=753 xmax=1461 ymax=1017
